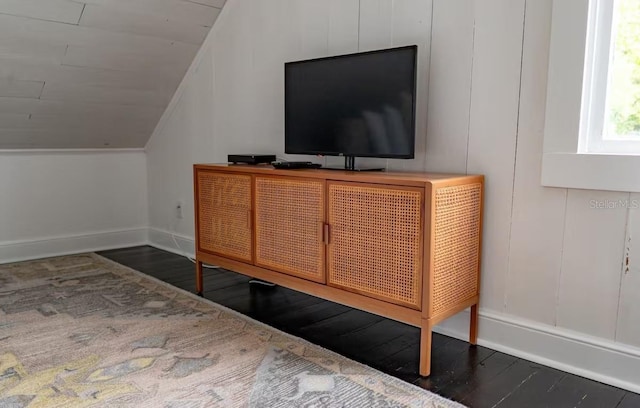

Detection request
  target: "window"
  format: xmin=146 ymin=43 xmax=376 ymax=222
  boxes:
xmin=542 ymin=0 xmax=640 ymax=192
xmin=582 ymin=0 xmax=640 ymax=154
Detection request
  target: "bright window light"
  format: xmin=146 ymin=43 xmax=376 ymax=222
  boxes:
xmin=605 ymin=0 xmax=640 ymax=141
xmin=583 ymin=0 xmax=640 ymax=154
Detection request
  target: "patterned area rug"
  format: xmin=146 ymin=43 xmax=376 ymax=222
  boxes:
xmin=0 ymin=253 xmax=464 ymax=407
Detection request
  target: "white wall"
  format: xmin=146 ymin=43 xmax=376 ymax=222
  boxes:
xmin=146 ymin=0 xmax=640 ymax=392
xmin=0 ymin=150 xmax=148 ymax=263
xmin=146 ymin=0 xmax=433 ymax=244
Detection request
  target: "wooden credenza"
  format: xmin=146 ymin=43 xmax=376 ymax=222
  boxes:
xmin=193 ymin=164 xmax=483 ymax=376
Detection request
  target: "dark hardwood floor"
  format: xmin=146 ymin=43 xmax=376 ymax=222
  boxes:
xmin=98 ymin=246 xmax=636 ymax=408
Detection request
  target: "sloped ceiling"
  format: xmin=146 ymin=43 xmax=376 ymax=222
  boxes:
xmin=0 ymin=0 xmax=225 ymax=149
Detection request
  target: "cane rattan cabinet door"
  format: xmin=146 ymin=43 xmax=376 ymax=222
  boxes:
xmin=196 ymin=170 xmax=252 ymax=262
xmin=327 ymin=181 xmax=424 ymax=309
xmin=431 ymin=183 xmax=482 ymax=317
xmin=255 ymin=176 xmax=326 ymax=283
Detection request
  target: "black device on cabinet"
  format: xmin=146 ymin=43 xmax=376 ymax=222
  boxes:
xmin=228 ymin=154 xmax=277 ymax=165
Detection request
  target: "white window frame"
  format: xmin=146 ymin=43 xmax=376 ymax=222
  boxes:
xmin=542 ymin=0 xmax=640 ymax=192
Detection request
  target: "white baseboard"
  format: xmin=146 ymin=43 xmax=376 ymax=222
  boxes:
xmin=120 ymin=226 xmax=640 ymax=393
xmin=147 ymin=227 xmax=195 ymax=259
xmin=434 ymin=310 xmax=640 ymax=394
xmin=0 ymin=228 xmax=148 ymax=265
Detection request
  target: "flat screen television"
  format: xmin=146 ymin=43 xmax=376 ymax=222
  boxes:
xmin=285 ymin=45 xmax=417 ymax=169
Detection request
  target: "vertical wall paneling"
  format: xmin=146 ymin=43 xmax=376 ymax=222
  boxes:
xmin=297 ymin=0 xmax=330 ymax=60
xmin=144 ymin=0 xmax=640 ymax=391
xmin=301 ymin=0 xmax=362 ymax=168
xmin=135 ymin=0 xmax=224 ymax=249
xmin=360 ymin=0 xmax=388 ymax=170
xmin=466 ymin=0 xmax=526 ymax=312
xmin=147 ymin=50 xmax=216 ymax=234
xmin=424 ymin=0 xmax=474 ymax=174
xmin=288 ymin=0 xmax=329 ymax=60
xmin=504 ymin=0 xmax=568 ymax=324
xmin=358 ymin=0 xmax=394 ymax=51
xmin=328 ymin=0 xmax=360 ymax=55
xmin=326 ymin=0 xmax=393 ymax=170
xmin=390 ymin=0 xmax=432 ymax=172
xmin=557 ymin=190 xmax=629 ymax=339
xmin=349 ymin=0 xmax=432 ymax=171
xmin=181 ymin=47 xmax=216 ymax=231
xmin=290 ymin=0 xmax=330 ymax=151
xmin=615 ymin=193 xmax=640 ymax=347
xmin=250 ymin=0 xmax=289 ymax=152
xmin=211 ymin=0 xmax=253 ymax=155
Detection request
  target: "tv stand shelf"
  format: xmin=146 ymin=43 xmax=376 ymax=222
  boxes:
xmin=193 ymin=163 xmax=484 ymax=376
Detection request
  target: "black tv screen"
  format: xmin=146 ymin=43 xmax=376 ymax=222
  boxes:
xmin=285 ymin=45 xmax=417 ymax=159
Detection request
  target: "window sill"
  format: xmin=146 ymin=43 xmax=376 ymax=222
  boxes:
xmin=541 ymin=152 xmax=640 ymax=192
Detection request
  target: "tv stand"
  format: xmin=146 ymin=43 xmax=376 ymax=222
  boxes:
xmin=324 ymin=156 xmax=385 ymax=172
xmin=194 ymin=163 xmax=484 ymax=377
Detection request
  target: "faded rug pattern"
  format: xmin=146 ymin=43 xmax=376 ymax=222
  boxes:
xmin=0 ymin=253 xmax=464 ymax=407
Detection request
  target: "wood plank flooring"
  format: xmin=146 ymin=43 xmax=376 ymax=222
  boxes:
xmin=98 ymin=246 xmax=636 ymax=408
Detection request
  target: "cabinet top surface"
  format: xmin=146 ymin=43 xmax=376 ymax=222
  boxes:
xmin=194 ymin=163 xmax=483 ymax=186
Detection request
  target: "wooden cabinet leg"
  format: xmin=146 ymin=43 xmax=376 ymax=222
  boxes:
xmin=419 ymin=320 xmax=432 ymax=377
xmin=196 ymin=260 xmax=204 ymax=297
xmin=470 ymin=303 xmax=479 ymax=345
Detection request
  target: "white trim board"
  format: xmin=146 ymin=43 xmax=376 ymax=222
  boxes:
xmin=0 ymin=228 xmax=148 ymax=264
xmin=437 ymin=310 xmax=640 ymax=394
xmin=542 ymin=152 xmax=640 ymax=192
xmin=541 ymin=0 xmax=640 ymax=193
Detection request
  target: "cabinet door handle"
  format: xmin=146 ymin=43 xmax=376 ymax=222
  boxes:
xmin=247 ymin=210 xmax=252 ymax=230
xmin=323 ymin=224 xmax=330 ymax=245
